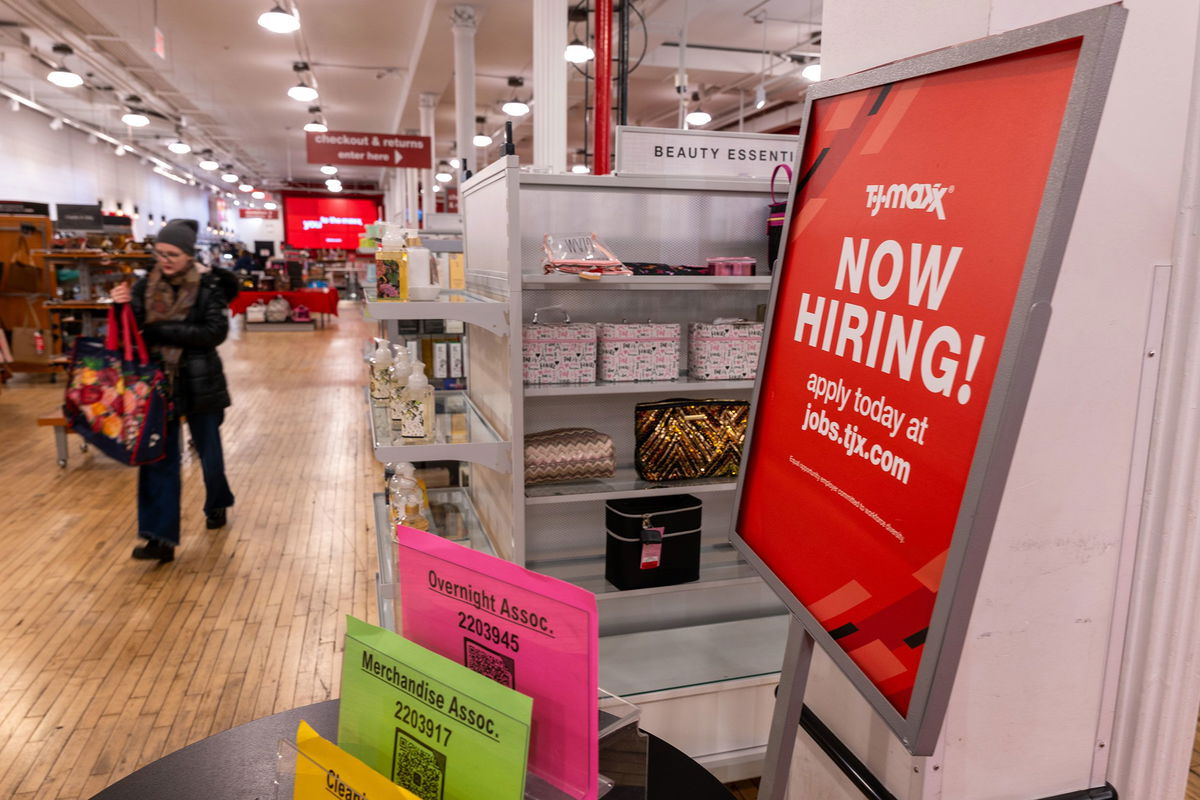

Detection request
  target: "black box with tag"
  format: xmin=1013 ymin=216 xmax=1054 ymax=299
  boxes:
xmin=605 ymin=494 xmax=701 ymax=590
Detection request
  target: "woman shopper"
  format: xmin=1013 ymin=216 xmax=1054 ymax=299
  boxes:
xmin=110 ymin=219 xmax=235 ymax=562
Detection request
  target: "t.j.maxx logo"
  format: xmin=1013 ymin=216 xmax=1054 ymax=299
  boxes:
xmin=865 ymin=183 xmax=952 ymax=220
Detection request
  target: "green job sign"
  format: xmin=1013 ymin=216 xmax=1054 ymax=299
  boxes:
xmin=338 ymin=617 xmax=533 ymax=800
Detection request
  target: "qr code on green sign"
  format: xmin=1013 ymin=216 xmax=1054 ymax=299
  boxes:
xmin=392 ymin=727 xmax=446 ymax=800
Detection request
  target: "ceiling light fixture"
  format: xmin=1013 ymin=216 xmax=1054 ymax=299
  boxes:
xmin=754 ymin=84 xmax=767 ymax=110
xmin=435 ymin=161 xmax=453 ymax=183
xmin=238 ymin=183 xmax=254 ymax=192
xmin=257 ymin=4 xmax=300 ymax=34
xmin=221 ymin=168 xmax=239 ymax=183
xmin=122 ymin=110 xmax=150 ymax=127
xmin=564 ymin=37 xmax=594 ymax=63
xmin=502 ymin=76 xmax=530 ymax=117
xmin=685 ymin=90 xmax=711 ymax=127
xmin=802 ymin=62 xmax=822 ymax=82
xmin=320 ymin=164 xmax=338 ymax=175
xmin=449 ymin=158 xmax=461 ymax=169
xmin=571 ymin=163 xmax=590 ymax=174
xmin=252 ymin=190 xmax=266 ymax=199
xmin=288 ymin=61 xmax=318 ymax=102
xmin=48 ymin=117 xmax=64 ymax=131
xmin=473 ymin=115 xmax=492 ymax=147
xmin=264 ymin=201 xmax=278 ymax=210
xmin=167 ymin=139 xmax=192 ymax=154
xmin=47 ymin=43 xmax=83 ymax=88
xmin=113 ymin=144 xmax=127 ymax=156
xmin=304 ymin=118 xmax=327 ymax=133
xmin=197 ymin=151 xmax=219 ymax=171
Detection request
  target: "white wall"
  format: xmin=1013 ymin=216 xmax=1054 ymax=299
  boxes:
xmin=234 ymin=216 xmax=284 ymax=253
xmin=784 ymin=1 xmax=1200 ymax=798
xmin=0 ymin=103 xmax=210 ymax=239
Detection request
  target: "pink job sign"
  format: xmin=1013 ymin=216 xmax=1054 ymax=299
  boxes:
xmin=395 ymin=526 xmax=599 ymax=800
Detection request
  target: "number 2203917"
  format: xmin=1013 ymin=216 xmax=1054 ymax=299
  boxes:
xmin=394 ymin=701 xmax=453 ymax=746
xmin=456 ymin=612 xmax=520 ymax=652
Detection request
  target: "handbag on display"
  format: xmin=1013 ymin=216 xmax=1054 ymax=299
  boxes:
xmin=291 ymin=304 xmax=312 ymax=323
xmin=62 ymin=304 xmax=169 ymax=466
xmin=634 ymin=398 xmax=750 ymax=481
xmin=542 ymin=232 xmax=632 ymax=278
xmin=245 ymin=300 xmax=268 ymax=323
xmin=767 ymin=163 xmax=793 ymax=273
xmin=265 ymin=295 xmax=291 ymax=323
xmin=1 ymin=235 xmax=43 ymax=294
xmin=605 ymin=494 xmax=702 ymax=590
xmin=524 ymin=427 xmax=615 ymax=485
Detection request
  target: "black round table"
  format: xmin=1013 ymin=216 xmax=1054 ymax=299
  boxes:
xmin=87 ymin=699 xmax=735 ymax=799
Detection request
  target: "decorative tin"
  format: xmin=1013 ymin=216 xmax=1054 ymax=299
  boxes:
xmin=596 ymin=322 xmax=681 ymax=382
xmin=688 ymin=321 xmax=765 ymax=380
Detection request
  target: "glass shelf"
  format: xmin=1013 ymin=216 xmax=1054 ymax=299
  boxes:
xmin=373 ymin=489 xmax=496 ymax=631
xmin=367 ymin=390 xmax=511 ymax=473
xmin=363 ymin=288 xmax=508 ymax=334
xmin=599 ymin=615 xmax=789 ymax=698
xmin=529 ymin=545 xmax=762 ymax=599
xmin=524 ymin=374 xmax=755 ymax=398
xmin=522 ymin=274 xmax=772 ymax=291
xmin=524 ymin=466 xmax=737 ymax=505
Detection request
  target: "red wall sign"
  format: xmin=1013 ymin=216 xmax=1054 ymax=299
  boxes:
xmin=737 ymin=37 xmax=1095 ymax=723
xmin=239 ymin=208 xmax=279 ymax=219
xmin=283 ymin=195 xmax=380 ymax=249
xmin=306 ymin=131 xmax=432 ymax=169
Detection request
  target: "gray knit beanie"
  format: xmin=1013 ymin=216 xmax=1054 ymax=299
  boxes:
xmin=157 ymin=218 xmax=199 ymax=254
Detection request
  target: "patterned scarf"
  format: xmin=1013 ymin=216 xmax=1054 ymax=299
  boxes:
xmin=145 ymin=261 xmax=200 ymax=382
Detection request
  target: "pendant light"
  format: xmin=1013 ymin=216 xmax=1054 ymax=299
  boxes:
xmin=238 ymin=183 xmax=254 ymax=193
xmin=501 ymin=77 xmax=530 ymax=117
xmin=754 ymin=84 xmax=767 ymax=111
xmin=684 ymin=92 xmax=711 ymax=127
xmin=449 ymin=158 xmax=461 ymax=169
xmin=264 ymin=201 xmax=278 ymax=210
xmin=288 ymin=61 xmax=318 ymax=102
xmin=802 ymin=62 xmax=822 ymax=81
xmin=472 ymin=115 xmax=492 ymax=148
xmin=257 ymin=4 xmax=300 ymax=34
xmin=435 ymin=162 xmax=453 ymax=183
xmin=564 ymin=38 xmax=594 ymax=63
xmin=197 ymin=151 xmax=220 ymax=171
xmin=304 ymin=106 xmax=327 ymax=133
xmin=571 ymin=164 xmax=591 ymax=174
xmin=221 ymin=167 xmax=240 ymax=183
xmin=252 ymin=190 xmax=266 ymax=199
xmin=167 ymin=132 xmax=192 ymax=155
xmin=320 ymin=164 xmax=338 ymax=175
xmin=47 ymin=44 xmax=83 ymax=88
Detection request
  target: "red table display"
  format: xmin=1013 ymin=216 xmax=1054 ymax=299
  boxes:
xmin=229 ymin=288 xmax=340 ymax=317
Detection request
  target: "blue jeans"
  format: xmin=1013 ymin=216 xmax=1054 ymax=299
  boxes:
xmin=138 ymin=411 xmax=235 ymax=545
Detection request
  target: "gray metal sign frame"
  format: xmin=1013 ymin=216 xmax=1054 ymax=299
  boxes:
xmin=729 ymin=4 xmax=1127 ymax=776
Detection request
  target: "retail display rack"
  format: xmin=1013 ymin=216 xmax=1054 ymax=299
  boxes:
xmin=364 ymin=156 xmax=787 ymax=779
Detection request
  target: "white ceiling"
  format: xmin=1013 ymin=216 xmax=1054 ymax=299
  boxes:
xmin=0 ymin=0 xmax=820 ymax=194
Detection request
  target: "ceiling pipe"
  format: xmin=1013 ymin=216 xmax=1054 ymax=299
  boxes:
xmin=593 ymin=0 xmax=613 ymax=174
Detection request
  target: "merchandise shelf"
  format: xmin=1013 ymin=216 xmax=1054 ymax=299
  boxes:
xmin=524 ymin=374 xmax=755 ymax=398
xmin=373 ymin=489 xmax=496 ymax=631
xmin=363 ymin=288 xmax=508 ymax=334
xmin=522 ymin=274 xmax=772 ymax=291
xmin=367 ymin=390 xmax=510 ymax=472
xmin=524 ymin=466 xmax=737 ymax=505
xmin=529 ymin=545 xmax=762 ymax=600
xmin=599 ymin=615 xmax=788 ymax=698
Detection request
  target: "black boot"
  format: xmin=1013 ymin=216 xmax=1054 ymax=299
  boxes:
xmin=206 ymin=508 xmax=228 ymax=530
xmin=132 ymin=538 xmax=175 ymax=562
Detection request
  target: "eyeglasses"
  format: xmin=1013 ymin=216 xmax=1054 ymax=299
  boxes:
xmin=153 ymin=250 xmax=187 ymax=261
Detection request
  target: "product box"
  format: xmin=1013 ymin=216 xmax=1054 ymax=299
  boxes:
xmin=449 ymin=341 xmax=463 ymax=377
xmin=522 ymin=322 xmax=597 ymax=384
xmin=705 ymin=256 xmax=756 ymax=276
xmin=596 ymin=322 xmax=681 ymax=382
xmin=688 ymin=321 xmax=765 ymax=380
xmin=433 ymin=341 xmax=449 ymax=378
xmin=605 ymin=494 xmax=702 ymax=590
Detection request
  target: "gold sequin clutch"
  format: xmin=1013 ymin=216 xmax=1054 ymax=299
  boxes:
xmin=634 ymin=399 xmax=750 ymax=482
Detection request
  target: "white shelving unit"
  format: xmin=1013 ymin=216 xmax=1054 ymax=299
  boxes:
xmin=444 ymin=156 xmax=787 ymax=776
xmin=366 ymin=391 xmax=510 ymax=472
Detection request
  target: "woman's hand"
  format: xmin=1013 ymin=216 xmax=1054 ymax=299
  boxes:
xmin=110 ymin=282 xmax=132 ymax=304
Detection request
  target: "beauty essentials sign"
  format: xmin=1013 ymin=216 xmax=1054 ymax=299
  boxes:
xmin=395 ymin=526 xmax=600 ymax=800
xmin=733 ymin=7 xmax=1124 ymax=755
xmin=614 ymin=126 xmax=797 ymax=180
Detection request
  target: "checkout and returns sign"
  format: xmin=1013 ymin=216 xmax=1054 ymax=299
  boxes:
xmin=306 ymin=130 xmax=431 ymax=169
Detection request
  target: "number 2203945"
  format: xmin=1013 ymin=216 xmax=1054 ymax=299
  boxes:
xmin=456 ymin=611 xmax=520 ymax=652
xmin=394 ymin=701 xmax=453 ymax=746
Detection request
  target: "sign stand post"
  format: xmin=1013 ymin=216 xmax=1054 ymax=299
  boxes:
xmin=759 ymin=619 xmax=815 ymax=800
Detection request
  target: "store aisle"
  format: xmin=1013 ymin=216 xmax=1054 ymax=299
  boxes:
xmin=0 ymin=306 xmax=378 ymax=799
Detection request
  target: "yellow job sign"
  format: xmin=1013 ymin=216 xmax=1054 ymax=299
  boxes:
xmin=293 ymin=720 xmax=420 ymax=800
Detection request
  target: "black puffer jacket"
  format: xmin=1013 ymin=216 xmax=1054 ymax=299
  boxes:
xmin=131 ymin=272 xmax=231 ymax=416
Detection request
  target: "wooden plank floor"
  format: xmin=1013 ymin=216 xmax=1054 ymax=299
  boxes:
xmin=0 ymin=306 xmax=378 ymax=799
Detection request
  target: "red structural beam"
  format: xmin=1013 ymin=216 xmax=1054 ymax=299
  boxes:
xmin=594 ymin=0 xmax=613 ymax=175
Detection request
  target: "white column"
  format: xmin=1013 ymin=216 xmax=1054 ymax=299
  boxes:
xmin=450 ymin=6 xmax=478 ymax=175
xmin=405 ymin=162 xmax=419 ymax=229
xmin=533 ymin=0 xmax=568 ymax=172
xmin=418 ymin=92 xmax=438 ymax=227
